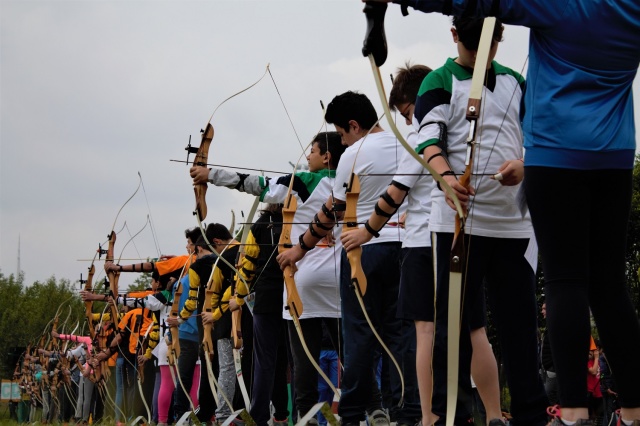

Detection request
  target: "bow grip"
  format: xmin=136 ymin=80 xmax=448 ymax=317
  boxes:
xmin=362 ymin=1 xmax=388 ymax=67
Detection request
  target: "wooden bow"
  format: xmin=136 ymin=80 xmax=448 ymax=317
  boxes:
xmin=81 ymin=265 xmax=97 ymax=339
xmin=186 ymin=126 xmax=214 ymax=221
xmin=232 ymin=198 xmax=261 ymax=412
xmin=278 ymin=147 xmax=341 ymax=402
xmin=104 ymin=230 xmax=121 ymax=329
xmin=446 ymin=17 xmax=496 ymax=424
xmin=279 ymin=191 xmax=305 ymax=318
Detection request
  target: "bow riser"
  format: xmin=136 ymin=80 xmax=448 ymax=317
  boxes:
xmin=279 ymin=193 xmax=304 ymax=317
xmin=343 ymin=174 xmax=367 ymax=296
xmin=192 ymin=123 xmax=214 ymax=220
xmin=84 ymin=265 xmax=96 ymax=339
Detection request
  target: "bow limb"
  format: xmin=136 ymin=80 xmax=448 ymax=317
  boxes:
xmin=276 ymin=147 xmax=341 ymax=400
xmin=231 ymin=196 xmax=261 ymax=413
xmin=131 ymin=321 xmax=154 ymax=425
xmin=117 ymin=215 xmax=150 ymax=261
xmin=102 ymin=172 xmax=144 ymax=329
xmin=233 ymin=196 xmax=261 ymax=350
xmin=229 ymin=209 xmax=236 ymax=237
xmin=280 ymin=193 xmax=339 ymax=399
xmin=362 ymin=2 xmax=464 ymax=220
xmin=188 ymin=65 xmax=270 ymax=223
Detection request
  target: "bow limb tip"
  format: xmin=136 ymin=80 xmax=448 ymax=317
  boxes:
xmin=362 ymin=1 xmax=388 ymax=66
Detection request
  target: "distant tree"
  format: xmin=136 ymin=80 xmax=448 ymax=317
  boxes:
xmin=0 ymin=272 xmax=83 ymax=379
xmin=127 ymin=272 xmax=152 ymax=292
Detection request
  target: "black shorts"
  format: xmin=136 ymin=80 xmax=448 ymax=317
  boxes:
xmin=397 ymin=246 xmax=486 ymax=328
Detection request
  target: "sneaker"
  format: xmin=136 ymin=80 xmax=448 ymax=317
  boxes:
xmin=273 ymin=418 xmax=289 ymax=426
xmin=547 ymin=405 xmax=594 ymax=426
xmin=367 ymin=409 xmax=390 ymax=426
xmin=488 ymin=419 xmax=507 ymax=426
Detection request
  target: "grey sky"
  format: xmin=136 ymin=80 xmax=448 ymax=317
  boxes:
xmin=1 ymin=1 xmax=638 ymax=289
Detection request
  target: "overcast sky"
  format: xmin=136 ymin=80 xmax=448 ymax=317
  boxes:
xmin=1 ymin=0 xmax=638 ymax=289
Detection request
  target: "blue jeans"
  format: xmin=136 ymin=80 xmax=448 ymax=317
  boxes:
xmin=338 ymin=242 xmax=404 ymax=423
xmin=317 ymin=349 xmax=339 ymax=426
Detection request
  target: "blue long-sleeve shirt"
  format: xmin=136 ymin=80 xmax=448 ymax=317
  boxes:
xmin=174 ymin=275 xmax=199 ymax=342
xmin=400 ymin=0 xmax=639 ymax=170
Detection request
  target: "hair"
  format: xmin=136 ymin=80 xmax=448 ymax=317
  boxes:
xmin=312 ymin=131 xmax=346 ymax=169
xmin=156 ymin=269 xmax=182 ymax=291
xmin=195 ymin=223 xmax=232 ymax=249
xmin=260 ymin=203 xmax=282 ymax=214
xmin=388 ymin=62 xmax=433 ymax=111
xmin=324 ymin=91 xmax=379 ymax=131
xmin=452 ymin=16 xmax=504 ymax=51
xmin=184 ymin=227 xmax=201 ymax=245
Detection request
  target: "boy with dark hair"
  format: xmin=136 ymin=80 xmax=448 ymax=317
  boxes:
xmin=176 ymin=223 xmax=240 ymax=424
xmin=410 ymin=16 xmax=546 ymax=425
xmin=342 ymin=61 xmax=505 ymax=425
xmin=278 ymin=92 xmax=407 ymax=426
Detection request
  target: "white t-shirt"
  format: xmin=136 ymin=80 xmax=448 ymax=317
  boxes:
xmin=392 ymin=129 xmax=434 ymax=248
xmin=283 ymin=177 xmax=342 ymax=320
xmin=333 ymin=130 xmax=405 ymax=245
xmin=418 ymin=66 xmax=532 ymax=238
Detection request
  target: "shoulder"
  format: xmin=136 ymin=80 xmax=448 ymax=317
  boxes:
xmin=493 ymin=61 xmax=525 ymax=88
xmin=223 ymin=245 xmax=239 ymax=262
xmin=418 ymin=59 xmax=465 ymax=96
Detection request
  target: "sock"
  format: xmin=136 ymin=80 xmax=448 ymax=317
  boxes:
xmin=621 ymin=420 xmax=634 ymax=426
xmin=561 ymin=420 xmax=577 ymax=426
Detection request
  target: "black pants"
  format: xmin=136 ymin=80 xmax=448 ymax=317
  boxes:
xmin=338 ymin=242 xmax=404 ymax=423
xmin=251 ymin=312 xmax=290 ymax=426
xmin=525 ymin=166 xmax=640 ymax=408
xmin=432 ymin=232 xmax=548 ymax=426
xmin=287 ymin=317 xmax=340 ymax=416
xmin=174 ymin=338 xmax=210 ymax=420
xmin=197 ymin=345 xmax=220 ymax=422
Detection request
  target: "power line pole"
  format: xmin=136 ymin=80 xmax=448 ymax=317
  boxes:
xmin=17 ymin=234 xmax=21 ymax=277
